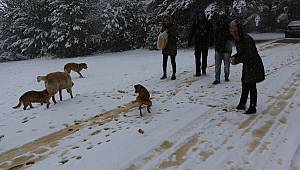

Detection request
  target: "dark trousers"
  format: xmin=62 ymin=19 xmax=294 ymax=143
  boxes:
xmin=195 ymin=46 xmax=208 ymax=74
xmin=162 ymin=54 xmax=176 ymax=75
xmin=239 ymin=81 xmax=257 ymax=107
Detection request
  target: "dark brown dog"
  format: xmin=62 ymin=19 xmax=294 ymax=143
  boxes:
xmin=64 ymin=63 xmax=88 ymax=78
xmin=13 ymin=90 xmax=51 ymax=110
xmin=134 ymin=84 xmax=152 ymax=116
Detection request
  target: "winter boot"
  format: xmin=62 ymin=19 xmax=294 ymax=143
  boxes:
xmin=243 ymin=106 xmax=256 ymax=115
xmin=160 ymin=74 xmax=167 ymax=80
xmin=236 ymin=104 xmax=246 ymax=110
xmin=171 ymin=74 xmax=176 ymax=80
xmin=212 ymin=80 xmax=220 ymax=85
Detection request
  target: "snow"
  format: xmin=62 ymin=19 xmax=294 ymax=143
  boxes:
xmin=0 ymin=36 xmax=300 ymax=170
xmin=248 ymin=33 xmax=285 ymax=41
xmin=233 ymin=0 xmax=247 ymax=13
xmin=288 ymin=21 xmax=300 ymax=27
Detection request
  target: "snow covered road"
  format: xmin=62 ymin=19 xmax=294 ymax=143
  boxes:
xmin=0 ymin=38 xmax=300 ymax=170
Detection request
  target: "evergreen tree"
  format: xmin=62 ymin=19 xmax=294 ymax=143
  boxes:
xmin=89 ymin=0 xmax=146 ymax=52
xmin=48 ymin=0 xmax=91 ymax=57
xmin=0 ymin=0 xmax=52 ymax=58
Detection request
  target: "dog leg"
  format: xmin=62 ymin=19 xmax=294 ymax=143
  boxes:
xmin=59 ymin=89 xmax=62 ymax=101
xmin=52 ymin=96 xmax=57 ymax=104
xmin=78 ymin=72 xmax=84 ymax=78
xmin=147 ymin=105 xmax=151 ymax=113
xmin=139 ymin=105 xmax=143 ymax=117
xmin=29 ymin=103 xmax=34 ymax=108
xmin=68 ymin=89 xmax=74 ymax=98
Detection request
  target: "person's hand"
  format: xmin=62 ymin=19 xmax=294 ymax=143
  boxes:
xmin=229 ymin=57 xmax=235 ymax=64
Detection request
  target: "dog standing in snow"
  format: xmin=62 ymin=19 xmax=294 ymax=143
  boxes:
xmin=13 ymin=89 xmax=51 ymax=110
xmin=64 ymin=63 xmax=88 ymax=78
xmin=134 ymin=84 xmax=152 ymax=116
xmin=37 ymin=72 xmax=74 ymax=103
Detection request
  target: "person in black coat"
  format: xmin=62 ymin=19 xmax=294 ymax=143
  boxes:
xmin=229 ymin=19 xmax=265 ymax=114
xmin=160 ymin=14 xmax=177 ymax=80
xmin=188 ymin=10 xmax=212 ymax=76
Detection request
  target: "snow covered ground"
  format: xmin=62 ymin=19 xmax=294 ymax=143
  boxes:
xmin=248 ymin=33 xmax=284 ymax=41
xmin=0 ymin=37 xmax=300 ymax=170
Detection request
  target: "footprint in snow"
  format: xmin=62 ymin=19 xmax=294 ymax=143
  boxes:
xmin=25 ymin=161 xmax=35 ymax=166
xmin=59 ymin=159 xmax=69 ymax=164
xmin=71 ymin=146 xmax=80 ymax=149
xmin=22 ymin=120 xmax=29 ymax=123
xmin=90 ymin=130 xmax=101 ymax=136
xmin=86 ymin=146 xmax=94 ymax=150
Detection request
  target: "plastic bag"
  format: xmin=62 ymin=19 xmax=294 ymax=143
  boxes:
xmin=157 ymin=31 xmax=168 ymax=50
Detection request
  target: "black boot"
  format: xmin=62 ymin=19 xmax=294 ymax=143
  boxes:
xmin=237 ymin=82 xmax=249 ymax=110
xmin=243 ymin=106 xmax=256 ymax=114
xmin=236 ymin=104 xmax=246 ymax=110
xmin=171 ymin=74 xmax=176 ymax=80
xmin=212 ymin=80 xmax=220 ymax=85
xmin=160 ymin=74 xmax=167 ymax=80
xmin=243 ymin=83 xmax=257 ymax=114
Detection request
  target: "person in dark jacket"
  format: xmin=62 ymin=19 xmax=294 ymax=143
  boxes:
xmin=213 ymin=14 xmax=233 ymax=85
xmin=188 ymin=10 xmax=212 ymax=76
xmin=229 ymin=19 xmax=265 ymax=114
xmin=160 ymin=14 xmax=177 ymax=80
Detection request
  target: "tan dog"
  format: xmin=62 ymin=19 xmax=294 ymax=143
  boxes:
xmin=64 ymin=63 xmax=88 ymax=78
xmin=13 ymin=90 xmax=51 ymax=110
xmin=37 ymin=72 xmax=74 ymax=103
xmin=134 ymin=84 xmax=152 ymax=116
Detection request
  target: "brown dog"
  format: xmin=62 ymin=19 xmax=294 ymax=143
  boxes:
xmin=13 ymin=90 xmax=51 ymax=110
xmin=134 ymin=84 xmax=152 ymax=116
xmin=37 ymin=72 xmax=74 ymax=103
xmin=64 ymin=63 xmax=88 ymax=78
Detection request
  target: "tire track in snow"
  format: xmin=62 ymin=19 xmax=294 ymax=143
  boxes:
xmin=247 ymin=71 xmax=300 ymax=153
xmin=0 ymin=41 xmax=293 ymax=169
xmin=126 ymin=48 xmax=300 ymax=170
xmin=0 ymin=65 xmax=211 ymax=170
xmin=0 ymin=101 xmax=138 ymax=170
xmin=125 ymin=108 xmax=217 ymax=170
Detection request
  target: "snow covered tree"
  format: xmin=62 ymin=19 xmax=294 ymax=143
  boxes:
xmin=0 ymin=0 xmax=52 ymax=58
xmin=88 ymin=0 xmax=146 ymax=52
xmin=48 ymin=0 xmax=91 ymax=57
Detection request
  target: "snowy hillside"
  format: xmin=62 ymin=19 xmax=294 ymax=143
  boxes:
xmin=0 ymin=36 xmax=300 ymax=170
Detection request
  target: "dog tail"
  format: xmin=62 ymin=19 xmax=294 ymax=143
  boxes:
xmin=12 ymin=99 xmax=21 ymax=109
xmin=37 ymin=76 xmax=46 ymax=82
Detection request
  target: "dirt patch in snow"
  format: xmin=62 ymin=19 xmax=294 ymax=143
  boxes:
xmin=0 ymin=101 xmax=139 ymax=169
xmin=158 ymin=137 xmax=198 ymax=169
